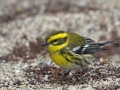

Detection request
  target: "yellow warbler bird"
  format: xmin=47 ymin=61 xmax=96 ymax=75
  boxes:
xmin=41 ymin=31 xmax=115 ymax=77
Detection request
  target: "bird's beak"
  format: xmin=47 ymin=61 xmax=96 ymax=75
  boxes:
xmin=41 ymin=42 xmax=49 ymax=47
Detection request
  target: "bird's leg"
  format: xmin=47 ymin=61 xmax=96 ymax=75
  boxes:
xmin=58 ymin=70 xmax=71 ymax=84
xmin=50 ymin=70 xmax=71 ymax=84
xmin=62 ymin=70 xmax=71 ymax=79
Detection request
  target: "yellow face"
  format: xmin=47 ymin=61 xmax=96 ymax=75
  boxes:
xmin=41 ymin=31 xmax=69 ymax=53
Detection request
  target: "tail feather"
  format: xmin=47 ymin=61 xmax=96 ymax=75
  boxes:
xmin=98 ymin=41 xmax=116 ymax=48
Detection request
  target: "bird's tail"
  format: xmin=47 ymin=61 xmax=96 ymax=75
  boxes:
xmin=98 ymin=41 xmax=116 ymax=49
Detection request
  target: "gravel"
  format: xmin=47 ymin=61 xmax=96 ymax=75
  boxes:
xmin=0 ymin=0 xmax=120 ymax=90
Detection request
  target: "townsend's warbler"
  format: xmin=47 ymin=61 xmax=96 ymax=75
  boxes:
xmin=41 ymin=31 xmax=115 ymax=73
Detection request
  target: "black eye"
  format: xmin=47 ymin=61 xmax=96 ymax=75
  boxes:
xmin=53 ymin=39 xmax=58 ymax=42
xmin=52 ymin=39 xmax=58 ymax=44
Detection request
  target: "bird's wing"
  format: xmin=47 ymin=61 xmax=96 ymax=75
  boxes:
xmin=72 ymin=37 xmax=101 ymax=54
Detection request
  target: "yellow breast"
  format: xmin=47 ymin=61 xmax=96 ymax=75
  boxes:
xmin=49 ymin=51 xmax=68 ymax=68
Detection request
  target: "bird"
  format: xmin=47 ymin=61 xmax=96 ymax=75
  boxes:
xmin=41 ymin=30 xmax=116 ymax=79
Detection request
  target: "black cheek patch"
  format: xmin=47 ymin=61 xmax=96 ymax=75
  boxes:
xmin=59 ymin=37 xmax=68 ymax=45
xmin=53 ymin=37 xmax=68 ymax=45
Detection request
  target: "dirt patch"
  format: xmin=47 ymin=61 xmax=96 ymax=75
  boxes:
xmin=0 ymin=5 xmax=40 ymax=23
xmin=0 ymin=37 xmax=47 ymax=62
xmin=44 ymin=0 xmax=99 ymax=14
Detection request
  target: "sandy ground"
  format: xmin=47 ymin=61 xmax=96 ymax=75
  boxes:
xmin=0 ymin=0 xmax=120 ymax=90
